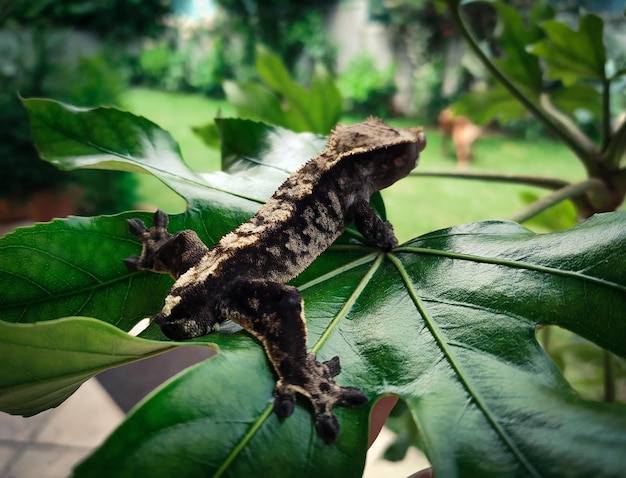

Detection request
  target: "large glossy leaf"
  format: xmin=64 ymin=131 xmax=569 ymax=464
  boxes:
xmin=3 ymin=100 xmax=626 ymax=477
xmin=73 ymin=338 xmax=369 ymax=478
xmin=23 ymin=98 xmax=267 ymax=209
xmin=72 ymin=214 xmax=626 ymax=478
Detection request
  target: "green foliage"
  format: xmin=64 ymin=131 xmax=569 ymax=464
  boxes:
xmin=7 ymin=0 xmax=171 ymax=41
xmin=1 ymin=99 xmax=626 ymax=476
xmin=0 ymin=6 xmax=139 ymax=213
xmin=452 ymin=3 xmax=625 ymax=149
xmin=51 ymin=55 xmax=128 ymax=108
xmin=138 ymin=43 xmax=188 ymax=92
xmin=133 ymin=2 xmax=338 ymax=97
xmin=446 ymin=1 xmax=626 ymax=218
xmin=213 ymin=0 xmax=337 ymax=76
xmin=0 ymin=318 xmax=176 ymax=416
xmin=337 ymin=55 xmax=397 ymax=117
xmin=217 ymin=45 xmax=342 ymax=135
xmin=188 ymin=38 xmax=231 ymax=97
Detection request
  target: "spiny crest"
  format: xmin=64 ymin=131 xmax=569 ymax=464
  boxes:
xmin=327 ymin=117 xmax=424 ymax=157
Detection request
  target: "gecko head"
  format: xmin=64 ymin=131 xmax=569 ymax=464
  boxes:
xmin=329 ymin=118 xmax=426 ymax=190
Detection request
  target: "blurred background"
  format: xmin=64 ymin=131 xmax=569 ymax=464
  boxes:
xmin=1 ymin=0 xmax=624 ymax=236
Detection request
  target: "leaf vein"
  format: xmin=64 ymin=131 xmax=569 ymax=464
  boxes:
xmin=387 ymin=253 xmax=541 ymax=477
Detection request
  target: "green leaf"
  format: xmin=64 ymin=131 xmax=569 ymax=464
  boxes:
xmin=529 ymin=14 xmax=607 ymax=85
xmin=549 ymin=83 xmax=602 ymax=119
xmin=73 ymin=340 xmax=369 ymax=478
xmin=0 ymin=317 xmax=178 ymax=415
xmin=0 ymin=212 xmax=196 ymax=329
xmin=72 ymin=214 xmax=626 ymax=477
xmin=22 ymin=98 xmax=255 ymax=208
xmin=223 ymin=45 xmax=342 ymax=134
xmin=5 ymin=104 xmax=626 ymax=476
xmin=492 ymin=3 xmax=544 ymax=98
xmin=191 ymin=121 xmax=222 ymax=149
xmin=222 ymin=80 xmax=286 ymax=126
xmin=309 ymin=63 xmax=343 ymax=133
xmin=218 ymin=118 xmax=324 ymax=176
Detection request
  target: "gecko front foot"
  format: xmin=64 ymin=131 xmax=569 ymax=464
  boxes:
xmin=123 ymin=210 xmax=173 ymax=272
xmin=124 ymin=210 xmax=209 ymax=279
xmin=369 ymin=220 xmax=399 ymax=251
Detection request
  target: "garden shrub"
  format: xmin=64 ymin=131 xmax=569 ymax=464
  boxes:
xmin=337 ymin=54 xmax=397 ymax=117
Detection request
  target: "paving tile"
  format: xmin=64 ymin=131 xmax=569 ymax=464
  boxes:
xmin=1 ymin=379 xmax=124 ymax=478
xmin=35 ymin=379 xmax=124 ymax=448
xmin=8 ymin=445 xmax=92 ymax=478
xmin=0 ymin=444 xmax=17 ymax=476
xmin=0 ymin=411 xmax=52 ymax=442
xmin=363 ymin=427 xmax=430 ymax=477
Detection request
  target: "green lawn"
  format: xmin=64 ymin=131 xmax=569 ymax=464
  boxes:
xmin=121 ymin=88 xmax=585 ymax=240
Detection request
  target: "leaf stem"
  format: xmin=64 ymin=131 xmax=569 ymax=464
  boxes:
xmin=411 ymin=170 xmax=570 ymax=190
xmin=508 ymin=178 xmax=606 ymax=223
xmin=601 ymin=78 xmax=611 ymax=152
xmin=603 ymin=350 xmax=615 ymax=403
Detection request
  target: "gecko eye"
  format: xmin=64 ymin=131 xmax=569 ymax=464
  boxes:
xmin=417 ymin=130 xmax=427 ymax=152
xmin=394 ymin=156 xmax=406 ymax=166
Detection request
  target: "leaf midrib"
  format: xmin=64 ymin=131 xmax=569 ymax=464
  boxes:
xmin=387 ymin=253 xmax=542 ymax=478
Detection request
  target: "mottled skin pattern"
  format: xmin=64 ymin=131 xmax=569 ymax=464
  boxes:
xmin=124 ymin=118 xmax=426 ymax=443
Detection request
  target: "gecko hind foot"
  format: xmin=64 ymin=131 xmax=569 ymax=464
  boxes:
xmin=312 ymin=383 xmax=368 ymax=443
xmin=274 ymin=354 xmax=368 ymax=443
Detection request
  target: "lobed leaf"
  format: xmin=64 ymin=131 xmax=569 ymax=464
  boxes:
xmin=224 ymin=45 xmax=341 ymax=134
xmin=73 ymin=339 xmax=369 ymax=478
xmin=528 ymin=14 xmax=607 ymax=85
xmin=73 ymin=214 xmax=626 ymax=477
xmin=5 ymin=101 xmax=626 ymax=476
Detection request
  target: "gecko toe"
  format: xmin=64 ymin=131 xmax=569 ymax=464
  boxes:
xmin=274 ymin=394 xmax=296 ymax=419
xmin=127 ymin=218 xmax=147 ymax=237
xmin=315 ymin=413 xmax=340 ymax=444
xmin=337 ymin=386 xmax=369 ymax=407
xmin=153 ymin=209 xmax=169 ymax=228
xmin=123 ymin=256 xmax=141 ymax=271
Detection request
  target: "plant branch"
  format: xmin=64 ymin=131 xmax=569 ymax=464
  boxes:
xmin=601 ymin=78 xmax=611 ymax=152
xmin=539 ymin=94 xmax=597 ymax=156
xmin=411 ymin=170 xmax=570 ymax=190
xmin=603 ymin=350 xmax=615 ymax=402
xmin=603 ymin=105 xmax=626 ymax=168
xmin=445 ymin=1 xmax=595 ymax=172
xmin=508 ymin=178 xmax=606 ymax=223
